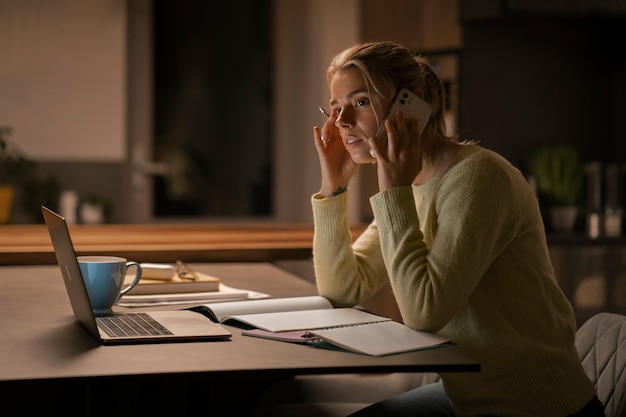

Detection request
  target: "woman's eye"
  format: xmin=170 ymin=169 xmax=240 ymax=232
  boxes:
xmin=356 ymin=98 xmax=369 ymax=107
xmin=333 ymin=108 xmax=342 ymax=116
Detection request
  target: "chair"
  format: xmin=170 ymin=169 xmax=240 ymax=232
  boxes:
xmin=575 ymin=312 xmax=626 ymax=417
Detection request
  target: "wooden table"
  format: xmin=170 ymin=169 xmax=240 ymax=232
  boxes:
xmin=0 ymin=223 xmax=366 ymax=265
xmin=0 ymin=262 xmax=479 ymax=416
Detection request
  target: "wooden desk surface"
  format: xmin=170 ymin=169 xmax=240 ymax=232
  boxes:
xmin=0 ymin=263 xmax=478 ymax=383
xmin=0 ymin=262 xmax=479 ymax=415
xmin=0 ymin=223 xmax=366 ymax=265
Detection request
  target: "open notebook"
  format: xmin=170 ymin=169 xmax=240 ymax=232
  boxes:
xmin=188 ymin=295 xmax=452 ymax=356
xmin=42 ymin=206 xmax=231 ymax=345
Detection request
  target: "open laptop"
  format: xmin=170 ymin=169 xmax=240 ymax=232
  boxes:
xmin=42 ymin=206 xmax=232 ymax=345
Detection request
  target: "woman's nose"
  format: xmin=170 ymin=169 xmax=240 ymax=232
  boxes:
xmin=335 ymin=108 xmax=354 ymax=128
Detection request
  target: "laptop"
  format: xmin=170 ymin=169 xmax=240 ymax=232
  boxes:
xmin=42 ymin=206 xmax=232 ymax=345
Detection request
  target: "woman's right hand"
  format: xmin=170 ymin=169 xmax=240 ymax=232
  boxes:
xmin=313 ymin=113 xmax=359 ymax=197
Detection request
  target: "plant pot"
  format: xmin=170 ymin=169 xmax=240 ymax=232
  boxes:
xmin=550 ymin=206 xmax=578 ymax=233
xmin=79 ymin=202 xmax=105 ymax=224
xmin=0 ymin=185 xmax=14 ymax=224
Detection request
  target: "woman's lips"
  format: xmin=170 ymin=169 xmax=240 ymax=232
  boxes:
xmin=345 ymin=136 xmax=364 ymax=147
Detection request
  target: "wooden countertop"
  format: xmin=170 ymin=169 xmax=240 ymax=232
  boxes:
xmin=0 ymin=223 xmax=366 ymax=265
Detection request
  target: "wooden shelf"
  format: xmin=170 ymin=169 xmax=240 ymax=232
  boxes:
xmin=0 ymin=223 xmax=367 ymax=265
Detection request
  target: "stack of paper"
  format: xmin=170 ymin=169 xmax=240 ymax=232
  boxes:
xmin=119 ymin=284 xmax=269 ymax=307
xmin=119 ymin=263 xmax=269 ymax=307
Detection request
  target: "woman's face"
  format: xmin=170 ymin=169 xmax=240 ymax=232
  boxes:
xmin=329 ymin=68 xmax=388 ymax=164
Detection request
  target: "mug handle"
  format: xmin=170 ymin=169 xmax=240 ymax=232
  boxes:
xmin=119 ymin=262 xmax=143 ymax=296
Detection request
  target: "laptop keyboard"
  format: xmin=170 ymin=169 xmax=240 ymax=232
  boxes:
xmin=96 ymin=312 xmax=174 ymax=337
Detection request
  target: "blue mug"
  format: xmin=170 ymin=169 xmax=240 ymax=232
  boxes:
xmin=77 ymin=256 xmax=142 ymax=313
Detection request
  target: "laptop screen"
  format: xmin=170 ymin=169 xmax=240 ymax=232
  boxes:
xmin=42 ymin=206 xmax=102 ymax=339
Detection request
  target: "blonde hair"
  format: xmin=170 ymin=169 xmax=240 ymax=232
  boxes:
xmin=327 ymin=41 xmax=453 ymax=149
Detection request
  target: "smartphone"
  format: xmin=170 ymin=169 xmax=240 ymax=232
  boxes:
xmin=376 ymin=88 xmax=432 ymax=138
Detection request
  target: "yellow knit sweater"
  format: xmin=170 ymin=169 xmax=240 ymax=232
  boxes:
xmin=311 ymin=144 xmax=596 ymax=417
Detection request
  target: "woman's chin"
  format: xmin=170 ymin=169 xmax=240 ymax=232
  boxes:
xmin=350 ymin=149 xmax=376 ymax=164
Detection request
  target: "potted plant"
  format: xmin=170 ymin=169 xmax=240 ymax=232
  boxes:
xmin=0 ymin=126 xmax=36 ymax=223
xmin=79 ymin=194 xmax=112 ymax=224
xmin=527 ymin=145 xmax=583 ymax=233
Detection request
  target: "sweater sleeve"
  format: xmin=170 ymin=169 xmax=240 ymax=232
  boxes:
xmin=370 ymin=156 xmax=522 ymax=333
xmin=311 ymin=191 xmax=388 ymax=307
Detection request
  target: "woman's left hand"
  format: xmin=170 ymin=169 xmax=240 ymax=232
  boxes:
xmin=369 ymin=110 xmax=423 ymax=191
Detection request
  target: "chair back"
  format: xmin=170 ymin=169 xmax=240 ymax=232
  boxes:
xmin=575 ymin=312 xmax=626 ymax=417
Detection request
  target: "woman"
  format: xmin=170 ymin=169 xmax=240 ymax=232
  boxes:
xmin=310 ymin=41 xmax=602 ymax=416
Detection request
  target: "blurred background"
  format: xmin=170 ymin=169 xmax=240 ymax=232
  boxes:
xmin=1 ymin=0 xmax=625 ymax=326
xmin=1 ymin=0 xmax=623 ymax=227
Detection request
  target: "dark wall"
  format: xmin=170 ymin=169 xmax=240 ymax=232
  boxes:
xmin=458 ymin=11 xmax=626 ymax=172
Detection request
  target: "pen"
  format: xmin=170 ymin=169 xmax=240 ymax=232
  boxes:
xmin=318 ymin=106 xmax=330 ymax=118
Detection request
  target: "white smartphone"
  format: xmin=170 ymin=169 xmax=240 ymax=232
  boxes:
xmin=376 ymin=88 xmax=432 ymax=138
